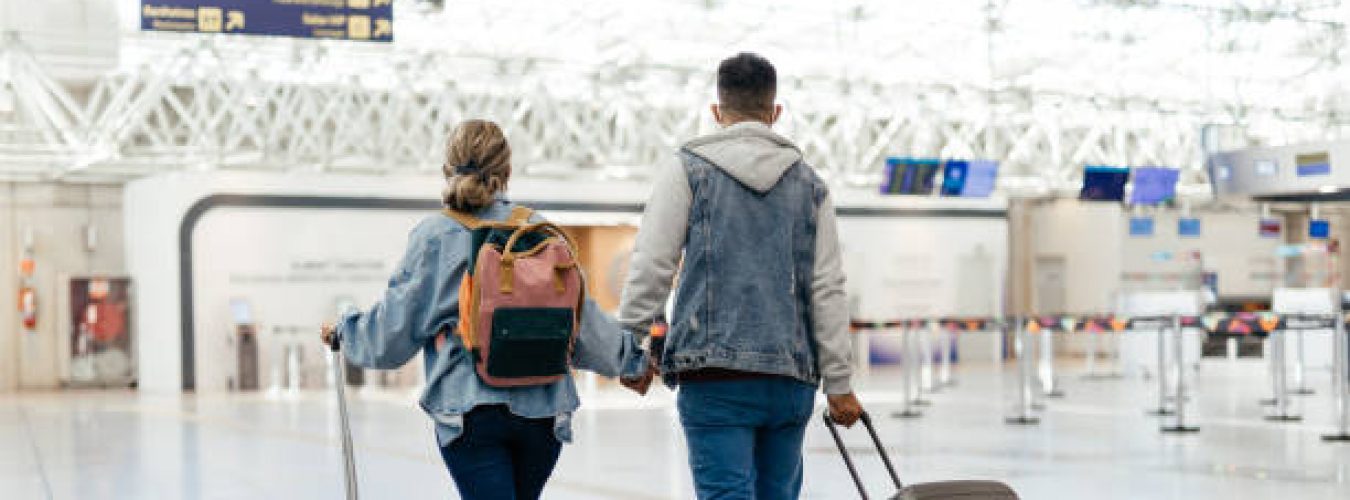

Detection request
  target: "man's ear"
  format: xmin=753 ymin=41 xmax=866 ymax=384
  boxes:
xmin=710 ymin=103 xmax=723 ymax=125
xmin=769 ymin=104 xmax=783 ymax=125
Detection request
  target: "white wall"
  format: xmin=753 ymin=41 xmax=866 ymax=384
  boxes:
xmin=0 ymin=183 xmax=124 ymax=392
xmin=125 ymin=171 xmax=1010 ymax=393
xmin=1119 ymin=209 xmax=1281 ymax=298
xmin=840 ymin=217 xmax=1007 ymax=320
xmin=1029 ymin=199 xmax=1283 ymax=315
xmin=1028 ymin=199 xmax=1125 ymax=314
xmin=192 ymin=208 xmax=424 ymax=393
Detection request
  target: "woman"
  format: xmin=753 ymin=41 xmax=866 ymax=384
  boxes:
xmin=320 ymin=119 xmax=651 ymax=500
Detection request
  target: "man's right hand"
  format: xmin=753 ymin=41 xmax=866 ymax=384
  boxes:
xmin=620 ymin=357 xmax=659 ymax=396
xmin=827 ymin=392 xmax=864 ymax=427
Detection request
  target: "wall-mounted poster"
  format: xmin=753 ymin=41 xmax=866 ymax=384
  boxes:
xmin=1259 ymin=219 xmax=1282 ymax=239
xmin=1296 ymin=152 xmax=1331 ymax=177
xmin=67 ymin=277 xmax=134 ymax=387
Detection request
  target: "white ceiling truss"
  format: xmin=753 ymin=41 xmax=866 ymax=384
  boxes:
xmin=0 ymin=0 xmax=1348 ymax=192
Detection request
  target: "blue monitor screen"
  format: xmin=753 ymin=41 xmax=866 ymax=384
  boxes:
xmin=941 ymin=159 xmax=999 ymax=197
xmin=963 ymin=160 xmax=998 ymax=197
xmin=1080 ymin=166 xmax=1130 ymax=202
xmin=1129 ymin=167 xmax=1179 ymax=205
xmin=883 ymin=158 xmax=940 ymax=195
xmin=940 ymin=160 xmax=968 ymax=196
xmin=1310 ymin=219 xmax=1331 ymax=239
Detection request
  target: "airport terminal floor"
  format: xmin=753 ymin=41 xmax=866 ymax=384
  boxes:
xmin=4 ymin=361 xmax=1348 ymax=500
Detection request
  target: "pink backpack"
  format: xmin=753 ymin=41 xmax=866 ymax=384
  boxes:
xmin=440 ymin=206 xmax=585 ymax=387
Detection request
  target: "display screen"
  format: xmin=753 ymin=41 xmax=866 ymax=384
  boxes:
xmin=940 ymin=160 xmax=967 ymax=196
xmin=1310 ymin=219 xmax=1331 ymax=240
xmin=963 ymin=160 xmax=998 ymax=197
xmin=1296 ymin=152 xmax=1331 ymax=177
xmin=1178 ymin=217 xmax=1201 ymax=237
xmin=1080 ymin=166 xmax=1130 ymax=202
xmin=1129 ymin=167 xmax=1179 ymax=205
xmin=940 ymin=159 xmax=999 ymax=197
xmin=1259 ymin=219 xmax=1282 ymax=238
xmin=1254 ymin=159 xmax=1278 ymax=177
xmin=229 ymin=298 xmax=252 ymax=324
xmin=882 ymin=158 xmax=940 ymax=195
xmin=1129 ymin=217 xmax=1155 ymax=237
xmin=1214 ymin=164 xmax=1232 ymax=181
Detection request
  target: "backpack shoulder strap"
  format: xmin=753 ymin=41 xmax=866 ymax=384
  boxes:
xmin=507 ymin=206 xmax=533 ymax=225
xmin=443 ymin=209 xmax=483 ymax=229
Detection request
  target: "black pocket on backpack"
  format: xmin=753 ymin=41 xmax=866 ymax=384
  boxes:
xmin=486 ymin=307 xmax=574 ymax=378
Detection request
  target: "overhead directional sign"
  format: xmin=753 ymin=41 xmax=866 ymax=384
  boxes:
xmin=141 ymin=0 xmax=393 ymax=42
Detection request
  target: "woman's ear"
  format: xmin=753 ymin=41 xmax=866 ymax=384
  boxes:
xmin=769 ymin=104 xmax=783 ymax=125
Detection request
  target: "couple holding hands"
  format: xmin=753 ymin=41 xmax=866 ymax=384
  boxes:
xmin=321 ymin=52 xmax=864 ymax=500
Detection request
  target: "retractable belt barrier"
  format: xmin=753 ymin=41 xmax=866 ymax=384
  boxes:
xmin=851 ymin=311 xmax=1350 ymax=441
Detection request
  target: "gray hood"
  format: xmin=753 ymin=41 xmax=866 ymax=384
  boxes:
xmin=683 ymin=122 xmax=803 ymax=193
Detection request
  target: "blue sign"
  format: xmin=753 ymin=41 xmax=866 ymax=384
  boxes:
xmin=1310 ymin=219 xmax=1331 ymax=240
xmin=1129 ymin=217 xmax=1154 ymax=237
xmin=142 ymin=0 xmax=393 ymax=42
xmin=1178 ymin=217 xmax=1201 ymax=237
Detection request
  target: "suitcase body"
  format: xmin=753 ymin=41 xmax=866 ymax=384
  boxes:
xmin=895 ymin=480 xmax=1019 ymax=500
xmin=823 ymin=412 xmax=1019 ymax=500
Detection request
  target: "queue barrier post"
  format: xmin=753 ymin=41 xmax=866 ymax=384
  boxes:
xmin=1322 ymin=314 xmax=1350 ymax=442
xmin=937 ymin=323 xmax=956 ymax=389
xmin=910 ymin=322 xmax=932 ymax=406
xmin=1265 ymin=323 xmax=1302 ymax=422
xmin=1292 ymin=327 xmax=1315 ymax=395
xmin=893 ymin=322 xmax=923 ymax=419
xmin=1145 ymin=316 xmax=1174 ymax=417
xmin=919 ymin=323 xmax=937 ymax=395
xmin=1006 ymin=317 xmax=1041 ymax=425
xmin=1161 ymin=314 xmax=1199 ymax=433
xmin=1038 ymin=319 xmax=1064 ymax=398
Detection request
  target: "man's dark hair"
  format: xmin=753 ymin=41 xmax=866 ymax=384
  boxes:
xmin=717 ymin=53 xmax=777 ymax=119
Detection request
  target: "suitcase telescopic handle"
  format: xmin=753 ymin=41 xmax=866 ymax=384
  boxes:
xmin=823 ymin=411 xmax=904 ymax=499
xmin=326 ymin=329 xmax=358 ymax=500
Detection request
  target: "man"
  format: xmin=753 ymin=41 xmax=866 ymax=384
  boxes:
xmin=618 ymin=52 xmax=863 ymax=500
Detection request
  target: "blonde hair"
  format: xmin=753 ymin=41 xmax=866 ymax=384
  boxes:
xmin=443 ymin=120 xmax=512 ymax=211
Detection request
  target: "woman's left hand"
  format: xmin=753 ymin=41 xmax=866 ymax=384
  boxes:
xmin=320 ymin=322 xmax=338 ymax=348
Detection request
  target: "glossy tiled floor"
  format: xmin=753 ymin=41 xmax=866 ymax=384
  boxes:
xmin=3 ymin=359 xmax=1350 ymax=499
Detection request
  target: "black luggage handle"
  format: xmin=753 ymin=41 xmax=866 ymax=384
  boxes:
xmin=823 ymin=411 xmax=904 ymax=499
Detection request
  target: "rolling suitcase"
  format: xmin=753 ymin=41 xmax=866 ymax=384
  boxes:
xmin=823 ymin=412 xmax=1019 ymax=500
xmin=330 ymin=341 xmax=360 ymax=500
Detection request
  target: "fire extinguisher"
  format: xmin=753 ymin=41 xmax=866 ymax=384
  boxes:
xmin=18 ymin=286 xmax=36 ymax=330
xmin=19 ymin=256 xmax=35 ymax=331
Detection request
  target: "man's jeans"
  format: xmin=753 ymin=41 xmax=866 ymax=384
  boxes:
xmin=677 ymin=377 xmax=817 ymax=500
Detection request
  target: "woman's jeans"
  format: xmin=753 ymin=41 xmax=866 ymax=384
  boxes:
xmin=439 ymin=405 xmax=562 ymax=500
xmin=677 ymin=377 xmax=818 ymax=500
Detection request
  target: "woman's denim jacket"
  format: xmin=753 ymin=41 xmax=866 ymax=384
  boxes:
xmin=337 ymin=198 xmax=648 ymax=446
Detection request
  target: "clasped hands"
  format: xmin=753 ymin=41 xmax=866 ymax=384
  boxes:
xmin=619 ymin=355 xmax=660 ymax=396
